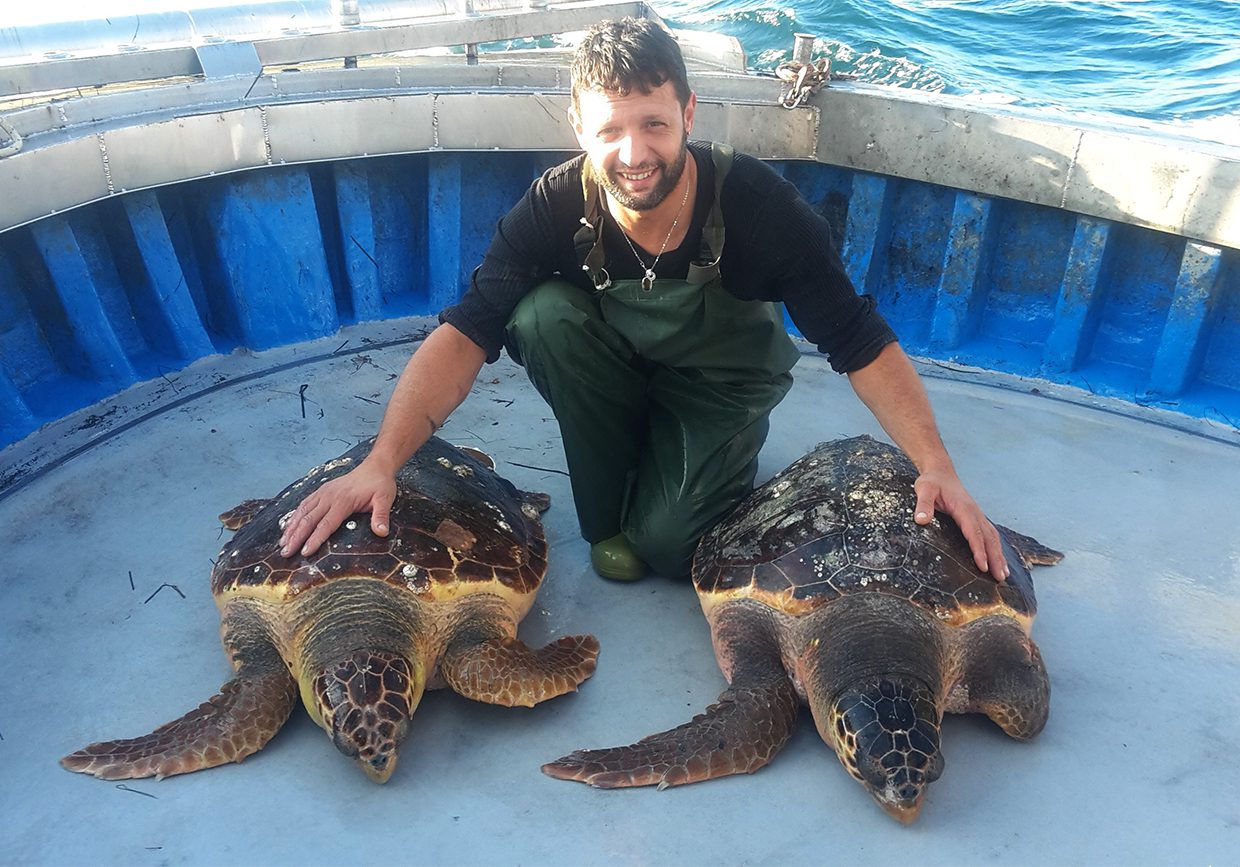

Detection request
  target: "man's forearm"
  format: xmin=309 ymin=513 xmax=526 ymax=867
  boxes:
xmin=366 ymin=323 xmax=488 ymax=475
xmin=846 ymin=342 xmax=953 ymax=475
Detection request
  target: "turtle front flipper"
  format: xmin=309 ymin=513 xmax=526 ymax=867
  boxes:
xmin=947 ymin=615 xmax=1050 ymax=739
xmin=440 ymin=634 xmax=600 ymax=707
xmin=218 ymin=499 xmax=273 ymax=530
xmin=542 ymin=616 xmax=798 ymax=789
xmin=61 ymin=661 xmax=296 ymax=780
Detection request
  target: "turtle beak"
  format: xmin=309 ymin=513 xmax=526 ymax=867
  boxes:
xmin=360 ymin=750 xmax=398 ymax=784
xmin=873 ymin=782 xmax=928 ymax=824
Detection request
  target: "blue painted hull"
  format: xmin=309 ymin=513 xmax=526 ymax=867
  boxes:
xmin=1 ymin=150 xmax=1237 ymax=451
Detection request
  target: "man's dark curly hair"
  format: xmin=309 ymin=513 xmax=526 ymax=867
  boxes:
xmin=570 ymin=18 xmax=691 ymax=113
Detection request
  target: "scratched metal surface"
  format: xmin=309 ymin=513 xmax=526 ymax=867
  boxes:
xmin=0 ymin=319 xmax=1237 ymax=864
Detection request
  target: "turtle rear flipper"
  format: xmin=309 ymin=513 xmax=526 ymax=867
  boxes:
xmin=542 ymin=676 xmax=799 ymax=789
xmin=542 ymin=625 xmax=798 ymax=789
xmin=61 ymin=668 xmax=297 ymax=780
xmin=219 ymin=499 xmax=273 ymax=530
xmin=440 ymin=635 xmax=599 ymax=707
xmin=996 ymin=524 xmax=1064 ymax=567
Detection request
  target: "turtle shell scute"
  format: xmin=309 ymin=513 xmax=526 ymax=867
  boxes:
xmin=211 ymin=436 xmax=548 ymax=600
xmin=693 ymin=435 xmax=1036 ymax=621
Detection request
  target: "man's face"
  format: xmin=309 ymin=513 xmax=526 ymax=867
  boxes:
xmin=571 ymin=81 xmax=696 ymax=212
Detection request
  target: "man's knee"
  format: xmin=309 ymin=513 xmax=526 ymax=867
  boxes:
xmin=507 ymin=280 xmax=594 ymax=360
xmin=624 ymin=503 xmax=712 ymax=579
xmin=623 ymin=454 xmax=763 ymax=579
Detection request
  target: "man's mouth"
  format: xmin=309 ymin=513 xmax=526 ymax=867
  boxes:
xmin=617 ymin=167 xmax=658 ymax=182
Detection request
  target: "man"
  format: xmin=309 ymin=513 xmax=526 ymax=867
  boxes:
xmin=280 ymin=17 xmax=1008 ymax=583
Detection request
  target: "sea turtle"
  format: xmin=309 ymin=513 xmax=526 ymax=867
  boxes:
xmin=62 ymin=436 xmax=599 ymax=783
xmin=544 ymin=435 xmax=1059 ymax=822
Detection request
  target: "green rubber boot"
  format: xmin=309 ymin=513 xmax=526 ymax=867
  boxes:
xmin=590 ymin=533 xmax=648 ymax=582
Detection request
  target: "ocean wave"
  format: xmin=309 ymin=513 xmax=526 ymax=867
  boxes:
xmin=657 ymin=0 xmax=1240 ymax=135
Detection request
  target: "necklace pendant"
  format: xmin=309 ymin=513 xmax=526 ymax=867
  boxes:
xmin=642 ymin=269 xmax=655 ymax=291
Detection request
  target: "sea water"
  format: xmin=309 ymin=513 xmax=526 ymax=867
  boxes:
xmin=658 ymin=0 xmax=1240 ymax=143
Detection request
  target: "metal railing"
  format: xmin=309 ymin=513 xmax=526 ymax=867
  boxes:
xmin=0 ymin=0 xmax=652 ymax=97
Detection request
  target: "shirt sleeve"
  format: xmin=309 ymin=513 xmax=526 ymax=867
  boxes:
xmin=438 ymin=160 xmax=583 ymax=362
xmin=721 ymin=155 xmax=898 ymax=374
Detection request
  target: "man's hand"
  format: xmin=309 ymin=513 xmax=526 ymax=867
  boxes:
xmin=276 ymin=321 xmax=487 ymax=560
xmin=278 ymin=461 xmax=397 ymax=558
xmin=912 ymin=469 xmax=1008 ymax=581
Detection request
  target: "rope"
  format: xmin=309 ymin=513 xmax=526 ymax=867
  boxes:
xmin=774 ymin=58 xmax=833 ymax=109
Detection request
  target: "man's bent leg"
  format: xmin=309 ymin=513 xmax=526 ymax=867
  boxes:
xmin=623 ymin=369 xmax=792 ymax=578
xmin=506 ymin=280 xmax=649 ymax=551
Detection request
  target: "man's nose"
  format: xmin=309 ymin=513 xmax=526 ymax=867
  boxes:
xmin=618 ymin=134 xmax=650 ymax=168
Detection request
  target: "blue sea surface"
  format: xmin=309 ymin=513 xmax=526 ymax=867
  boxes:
xmin=656 ymin=0 xmax=1240 ymax=142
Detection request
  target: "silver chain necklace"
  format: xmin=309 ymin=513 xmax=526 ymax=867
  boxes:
xmin=617 ymin=176 xmax=692 ymax=291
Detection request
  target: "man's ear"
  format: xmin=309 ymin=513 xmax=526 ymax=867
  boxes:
xmin=683 ymin=90 xmax=697 ymax=136
xmin=568 ymin=104 xmax=587 ymax=148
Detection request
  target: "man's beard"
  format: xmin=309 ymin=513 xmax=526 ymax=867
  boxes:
xmin=595 ymin=137 xmax=689 ymax=212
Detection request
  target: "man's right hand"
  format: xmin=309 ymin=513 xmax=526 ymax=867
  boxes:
xmin=277 ymin=321 xmax=487 ymax=560
xmin=278 ymin=461 xmax=398 ymax=558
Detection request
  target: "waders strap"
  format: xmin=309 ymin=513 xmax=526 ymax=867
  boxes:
xmin=687 ymin=142 xmax=732 ymax=286
xmin=576 ymin=161 xmax=611 ymax=291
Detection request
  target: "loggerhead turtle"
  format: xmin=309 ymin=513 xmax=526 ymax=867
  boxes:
xmin=63 ymin=436 xmax=598 ymax=783
xmin=544 ymin=435 xmax=1059 ymax=822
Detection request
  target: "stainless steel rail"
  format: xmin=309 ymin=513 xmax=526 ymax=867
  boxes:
xmin=0 ymin=0 xmax=651 ymax=96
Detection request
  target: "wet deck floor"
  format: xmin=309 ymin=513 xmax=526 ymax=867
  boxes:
xmin=2 ymin=317 xmax=1237 ymax=865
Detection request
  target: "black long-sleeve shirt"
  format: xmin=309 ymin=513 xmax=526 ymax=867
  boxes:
xmin=440 ymin=141 xmax=897 ymax=372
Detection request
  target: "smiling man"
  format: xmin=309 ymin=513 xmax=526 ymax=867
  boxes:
xmin=279 ymin=17 xmax=1008 ymax=584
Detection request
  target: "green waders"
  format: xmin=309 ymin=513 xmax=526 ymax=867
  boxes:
xmin=506 ymin=144 xmax=801 ymax=577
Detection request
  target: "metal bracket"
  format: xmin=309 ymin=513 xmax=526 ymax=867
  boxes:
xmin=0 ymin=116 xmax=22 ymax=157
xmin=193 ymin=39 xmax=263 ymax=79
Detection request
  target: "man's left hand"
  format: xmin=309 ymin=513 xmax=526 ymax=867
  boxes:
xmin=912 ymin=470 xmax=1008 ymax=581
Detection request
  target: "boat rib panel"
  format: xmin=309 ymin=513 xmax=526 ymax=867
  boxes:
xmin=200 ymin=168 xmax=339 ymax=350
xmin=330 ymin=161 xmax=382 ymax=322
xmin=1147 ymin=243 xmax=1225 ymax=398
xmin=973 ymin=199 xmax=1071 ymax=372
xmin=1089 ymin=225 xmax=1182 ymax=374
xmin=874 ymin=180 xmax=955 ymax=350
xmin=0 ymin=368 xmax=34 ymax=440
xmin=0 ymin=250 xmax=39 ymax=438
xmin=1043 ymin=216 xmax=1111 ymax=374
xmin=29 ymin=218 xmax=137 ymax=388
xmin=305 ymin=164 xmax=353 ymax=324
xmin=930 ymin=192 xmax=994 ymax=350
xmin=427 ymin=152 xmax=464 ymax=311
xmin=1198 ymin=252 xmax=1240 ymax=392
xmin=153 ymin=185 xmax=227 ymax=352
xmin=840 ymin=173 xmax=895 ymax=296
xmin=117 ymin=193 xmax=216 ymax=361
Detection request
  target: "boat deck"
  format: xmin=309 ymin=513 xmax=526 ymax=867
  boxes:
xmin=1 ymin=318 xmax=1237 ymax=864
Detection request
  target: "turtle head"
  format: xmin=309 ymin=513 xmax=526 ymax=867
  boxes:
xmin=827 ymin=676 xmax=945 ymax=823
xmin=308 ymin=650 xmax=425 ymax=783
